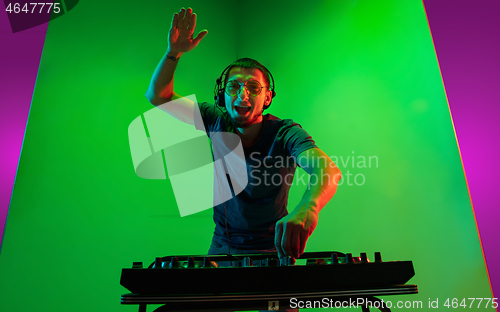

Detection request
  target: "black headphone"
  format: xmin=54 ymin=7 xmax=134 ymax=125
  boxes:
xmin=214 ymin=62 xmax=276 ymax=110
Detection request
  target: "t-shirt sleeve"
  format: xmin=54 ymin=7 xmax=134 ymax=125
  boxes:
xmin=194 ymin=102 xmax=223 ymax=133
xmin=279 ymin=120 xmax=318 ymax=159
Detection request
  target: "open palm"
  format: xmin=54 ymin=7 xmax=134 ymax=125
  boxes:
xmin=168 ymin=8 xmax=208 ymax=54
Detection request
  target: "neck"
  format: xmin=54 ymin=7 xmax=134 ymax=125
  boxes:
xmin=236 ymin=118 xmax=264 ymax=147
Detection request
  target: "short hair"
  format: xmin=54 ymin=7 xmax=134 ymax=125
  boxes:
xmin=224 ymin=58 xmax=272 ymax=88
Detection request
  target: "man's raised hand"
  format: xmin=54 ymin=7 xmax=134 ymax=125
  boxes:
xmin=168 ymin=7 xmax=208 ymax=54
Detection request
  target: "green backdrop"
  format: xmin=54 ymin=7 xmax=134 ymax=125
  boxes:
xmin=0 ymin=0 xmax=493 ymax=311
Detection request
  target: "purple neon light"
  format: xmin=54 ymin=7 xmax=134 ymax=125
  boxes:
xmin=0 ymin=2 xmax=498 ymax=300
xmin=0 ymin=9 xmax=48 ymax=250
xmin=423 ymin=0 xmax=500 ymax=299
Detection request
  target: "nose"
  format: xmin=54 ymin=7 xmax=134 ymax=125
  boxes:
xmin=238 ymin=84 xmax=250 ymax=100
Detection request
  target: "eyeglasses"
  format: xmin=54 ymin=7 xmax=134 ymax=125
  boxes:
xmin=225 ymin=80 xmax=268 ymax=97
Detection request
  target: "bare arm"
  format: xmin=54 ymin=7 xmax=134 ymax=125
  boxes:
xmin=146 ymin=49 xmax=184 ymax=105
xmin=145 ymin=7 xmax=208 ymax=123
xmin=275 ymin=148 xmax=342 ymax=259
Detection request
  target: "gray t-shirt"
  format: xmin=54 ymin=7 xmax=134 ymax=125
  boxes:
xmin=195 ymin=103 xmax=317 ymax=249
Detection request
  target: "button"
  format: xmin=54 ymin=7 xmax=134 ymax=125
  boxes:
xmin=154 ymin=257 xmax=162 ymax=269
xmin=264 ymin=258 xmax=278 ymax=267
xmin=169 ymin=257 xmax=180 ymax=268
xmin=186 ymin=257 xmax=195 ymax=268
xmin=242 ymin=257 xmax=253 ymax=267
xmin=360 ymin=253 xmax=368 ymax=263
xmin=202 ymin=257 xmax=211 ymax=268
xmin=346 ymin=253 xmax=354 ymax=264
xmin=331 ymin=253 xmax=339 ymax=264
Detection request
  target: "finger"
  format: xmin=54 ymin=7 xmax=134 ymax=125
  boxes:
xmin=171 ymin=12 xmax=178 ymax=30
xmin=290 ymin=231 xmax=300 ymax=259
xmin=188 ymin=13 xmax=197 ymax=31
xmin=282 ymin=224 xmax=293 ymax=257
xmin=183 ymin=8 xmax=192 ymax=28
xmin=177 ymin=8 xmax=185 ymax=28
xmin=299 ymin=231 xmax=308 ymax=256
xmin=275 ymin=222 xmax=284 ymax=259
xmin=192 ymin=30 xmax=208 ymax=45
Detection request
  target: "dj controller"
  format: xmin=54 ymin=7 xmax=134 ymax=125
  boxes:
xmin=120 ymin=251 xmax=417 ymax=312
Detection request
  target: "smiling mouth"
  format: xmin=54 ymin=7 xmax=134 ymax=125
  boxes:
xmin=235 ymin=107 xmax=251 ymax=115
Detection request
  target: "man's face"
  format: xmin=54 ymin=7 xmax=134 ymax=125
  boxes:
xmin=224 ymin=67 xmax=272 ymax=128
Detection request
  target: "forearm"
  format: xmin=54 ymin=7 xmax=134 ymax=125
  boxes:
xmin=145 ymin=48 xmax=184 ymax=105
xmin=297 ymin=165 xmax=341 ymax=214
xmin=276 ymin=165 xmax=340 ymax=259
xmin=276 ymin=148 xmax=341 ymax=258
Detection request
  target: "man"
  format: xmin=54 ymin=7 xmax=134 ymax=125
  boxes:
xmin=145 ymin=7 xmax=341 ymax=260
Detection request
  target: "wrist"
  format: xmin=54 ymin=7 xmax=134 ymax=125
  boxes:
xmin=166 ymin=48 xmax=184 ymax=58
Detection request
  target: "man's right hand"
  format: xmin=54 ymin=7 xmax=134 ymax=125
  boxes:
xmin=168 ymin=7 xmax=208 ymax=54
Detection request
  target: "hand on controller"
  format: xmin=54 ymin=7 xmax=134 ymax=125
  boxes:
xmin=275 ymin=205 xmax=319 ymax=259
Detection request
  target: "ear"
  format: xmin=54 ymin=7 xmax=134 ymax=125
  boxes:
xmin=263 ymin=89 xmax=272 ymax=109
